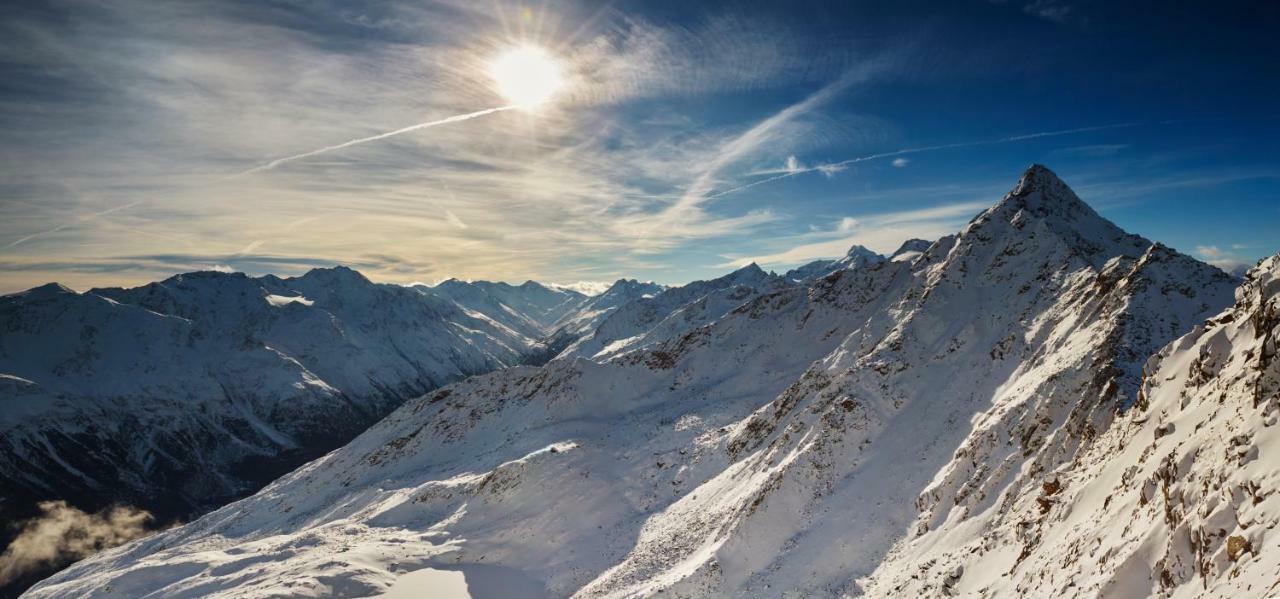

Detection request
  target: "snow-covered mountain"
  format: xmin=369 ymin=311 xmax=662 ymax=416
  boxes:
xmin=865 ymin=253 xmax=1279 ymax=597
xmin=888 ymin=238 xmax=931 ymax=262
xmin=0 ymin=267 xmax=551 ymax=589
xmin=527 ymin=279 xmax=667 ymax=365
xmin=784 ymin=245 xmax=886 ymax=282
xmin=28 ymin=165 xmax=1265 ymax=599
xmin=555 ymin=264 xmax=791 ymax=362
xmin=414 ymin=279 xmax=588 ymax=343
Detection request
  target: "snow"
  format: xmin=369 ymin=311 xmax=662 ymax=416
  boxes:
xmin=0 ymin=266 xmax=553 ymax=543
xmin=264 ymin=294 xmax=314 ymax=307
xmin=381 ymin=569 xmax=469 ymax=598
xmin=18 ymin=165 xmax=1279 ymax=599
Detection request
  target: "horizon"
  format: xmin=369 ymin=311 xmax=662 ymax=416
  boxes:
xmin=2 ymin=1 xmax=1278 ymax=293
xmin=2 ymin=163 xmax=1268 ymax=295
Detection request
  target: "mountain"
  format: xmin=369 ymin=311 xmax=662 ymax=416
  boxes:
xmin=554 ymin=263 xmax=791 ymax=362
xmin=784 ymin=245 xmax=886 ymax=282
xmin=0 ymin=267 xmax=550 ymax=595
xmin=888 ymin=238 xmax=931 ymax=262
xmin=864 ymin=253 xmax=1280 ymax=597
xmin=415 ymin=279 xmax=588 ymax=343
xmin=28 ymin=165 xmax=1259 ymax=599
xmin=526 ymin=279 xmax=667 ymax=365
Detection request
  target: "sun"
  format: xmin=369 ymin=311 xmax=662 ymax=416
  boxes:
xmin=489 ymin=45 xmax=564 ymax=108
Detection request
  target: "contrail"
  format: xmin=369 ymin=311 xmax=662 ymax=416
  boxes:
xmin=234 ymin=105 xmax=517 ymax=177
xmin=704 ymin=122 xmax=1145 ymax=201
xmin=6 ymin=200 xmax=144 ymax=249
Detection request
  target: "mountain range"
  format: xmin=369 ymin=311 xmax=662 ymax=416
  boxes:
xmin=6 ymin=165 xmax=1279 ymax=598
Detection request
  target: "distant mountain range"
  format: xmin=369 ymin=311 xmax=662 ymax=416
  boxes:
xmin=9 ymin=166 xmax=1280 ymax=599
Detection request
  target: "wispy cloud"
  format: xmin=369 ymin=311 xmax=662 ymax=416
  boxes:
xmin=698 ymin=122 xmax=1144 ymax=202
xmin=720 ymin=200 xmax=991 ymax=268
xmin=1195 ymin=244 xmax=1252 ymax=274
xmin=1022 ymin=1 xmax=1075 ymax=24
xmin=1051 ymin=143 xmax=1130 ymax=158
xmin=0 ymin=0 xmax=874 ymax=291
xmin=5 ymin=200 xmax=143 ymax=249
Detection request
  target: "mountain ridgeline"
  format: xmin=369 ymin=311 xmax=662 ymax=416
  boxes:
xmin=1 ymin=268 xmax=676 ymax=595
xmin=10 ymin=165 xmax=1279 ymax=598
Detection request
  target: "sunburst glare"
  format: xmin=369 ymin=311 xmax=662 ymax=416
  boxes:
xmin=489 ymin=45 xmax=564 ymax=108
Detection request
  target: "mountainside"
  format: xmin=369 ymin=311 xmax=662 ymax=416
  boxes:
xmin=868 ymin=254 xmax=1280 ymax=597
xmin=0 ymin=267 xmax=547 ymax=595
xmin=416 ymin=279 xmax=588 ymax=343
xmin=527 ymin=279 xmax=667 ymax=365
xmin=26 ymin=165 xmax=1263 ymax=599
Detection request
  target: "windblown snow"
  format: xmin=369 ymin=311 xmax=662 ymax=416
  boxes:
xmin=17 ymin=166 xmax=1279 ymax=599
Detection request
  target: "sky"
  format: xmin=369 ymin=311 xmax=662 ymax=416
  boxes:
xmin=1 ymin=0 xmax=1277 ymax=293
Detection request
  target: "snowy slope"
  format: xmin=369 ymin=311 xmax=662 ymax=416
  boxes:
xmin=573 ymin=165 xmax=1237 ymax=597
xmin=527 ymin=280 xmax=667 ymax=365
xmin=23 ymin=166 xmax=1257 ymax=599
xmin=415 ymin=279 xmax=588 ymax=343
xmin=865 ymin=254 xmax=1280 ymax=597
xmin=0 ymin=267 xmax=538 ymax=532
xmin=22 ymin=252 xmax=913 ymax=598
xmin=888 ymin=238 xmax=932 ymax=263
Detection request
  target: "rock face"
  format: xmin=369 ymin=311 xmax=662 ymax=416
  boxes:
xmin=22 ymin=166 xmax=1267 ymax=599
xmin=866 ymin=254 xmax=1280 ymax=598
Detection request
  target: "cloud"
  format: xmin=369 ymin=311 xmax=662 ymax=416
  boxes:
xmin=698 ymin=122 xmax=1144 ymax=202
xmin=0 ymin=501 xmax=156 ymax=587
xmin=1022 ymin=1 xmax=1074 ymax=24
xmin=1052 ymin=144 xmax=1130 ymax=158
xmin=1195 ymin=245 xmax=1226 ymax=260
xmin=721 ymin=200 xmax=990 ymax=268
xmin=1077 ymin=170 xmax=1280 ymax=206
xmin=547 ymin=281 xmax=613 ymax=295
xmin=891 ymin=157 xmax=910 ymax=167
xmin=5 ymin=201 xmax=144 ymax=250
xmin=1195 ymin=244 xmax=1251 ymax=275
xmin=815 ymin=163 xmax=847 ymax=177
xmin=0 ymin=0 xmax=885 ymax=291
xmin=443 ymin=210 xmax=468 ymax=230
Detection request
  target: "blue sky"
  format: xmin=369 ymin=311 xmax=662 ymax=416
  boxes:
xmin=0 ymin=0 xmax=1276 ymax=292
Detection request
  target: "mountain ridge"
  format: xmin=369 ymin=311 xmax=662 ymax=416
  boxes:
xmin=22 ymin=165 xmax=1268 ymax=599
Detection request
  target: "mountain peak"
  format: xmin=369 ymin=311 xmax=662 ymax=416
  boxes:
xmin=1004 ymin=164 xmax=1095 ymax=218
xmin=1015 ymin=163 xmax=1064 ymax=190
xmin=889 ymin=238 xmax=932 ymax=263
xmin=9 ymin=282 xmax=76 ymax=301
xmin=955 ymin=165 xmax=1151 ymax=268
xmin=843 ymin=245 xmax=881 ymax=261
xmin=728 ymin=262 xmax=768 ymax=280
xmin=295 ymin=265 xmax=370 ymax=285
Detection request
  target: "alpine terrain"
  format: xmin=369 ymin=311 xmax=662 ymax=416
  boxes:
xmin=0 ymin=268 xmax=600 ymax=595
xmin=17 ymin=165 xmax=1276 ymax=598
